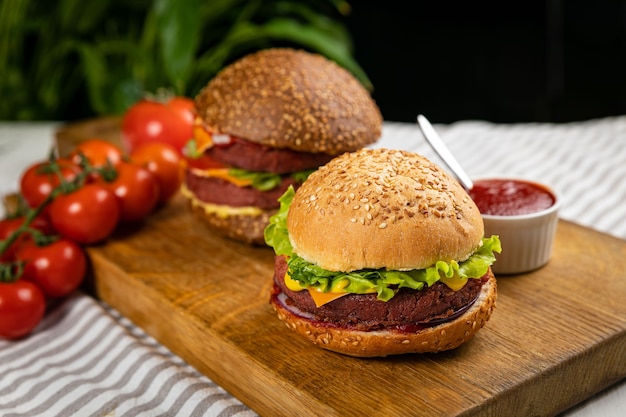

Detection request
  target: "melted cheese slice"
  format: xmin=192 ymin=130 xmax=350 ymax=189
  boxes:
xmin=191 ymin=167 xmax=252 ymax=187
xmin=193 ymin=118 xmax=214 ymax=153
xmin=284 ymin=271 xmax=348 ymax=307
xmin=308 ymin=290 xmax=349 ymax=308
xmin=181 ymin=154 xmax=252 ymax=188
xmin=181 ymin=184 xmax=264 ymax=219
xmin=438 ymin=274 xmax=469 ymax=291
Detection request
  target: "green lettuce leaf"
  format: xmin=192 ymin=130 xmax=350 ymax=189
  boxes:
xmin=264 ymin=185 xmax=296 ymax=256
xmin=264 ymin=187 xmax=502 ymax=301
xmin=228 ymin=168 xmax=282 ymax=191
xmin=228 ymin=168 xmax=315 ymax=191
xmin=184 ymin=139 xmax=203 ymax=158
xmin=291 ymin=169 xmax=315 ymax=183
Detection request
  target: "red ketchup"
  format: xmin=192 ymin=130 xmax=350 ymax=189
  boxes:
xmin=469 ymin=179 xmax=555 ymax=216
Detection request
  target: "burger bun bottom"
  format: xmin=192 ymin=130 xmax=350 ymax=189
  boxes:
xmin=270 ymin=271 xmax=497 ymax=357
xmin=187 ymin=198 xmax=274 ymax=245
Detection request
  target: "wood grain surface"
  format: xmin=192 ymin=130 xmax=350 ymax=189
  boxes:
xmin=54 ymin=118 xmax=626 ymax=416
xmin=85 ymin=191 xmax=626 ymax=417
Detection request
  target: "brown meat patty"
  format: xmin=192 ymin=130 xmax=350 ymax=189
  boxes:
xmin=272 ymin=255 xmax=486 ymax=332
xmin=206 ymin=137 xmax=335 ymax=174
xmin=185 ymin=170 xmax=300 ymax=209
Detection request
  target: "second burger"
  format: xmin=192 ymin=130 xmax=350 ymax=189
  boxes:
xmin=182 ymin=48 xmax=383 ymax=244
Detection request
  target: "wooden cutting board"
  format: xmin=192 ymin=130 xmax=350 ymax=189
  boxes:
xmin=84 ymin=193 xmax=626 ymax=417
xmin=54 ymin=119 xmax=626 ymax=416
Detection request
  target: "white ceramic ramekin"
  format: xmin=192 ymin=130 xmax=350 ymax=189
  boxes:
xmin=477 ymin=179 xmax=560 ymax=275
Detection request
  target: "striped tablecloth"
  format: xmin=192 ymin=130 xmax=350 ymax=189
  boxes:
xmin=1 ymin=117 xmax=625 ymax=416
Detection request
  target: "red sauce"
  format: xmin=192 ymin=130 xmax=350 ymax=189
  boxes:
xmin=469 ymin=179 xmax=555 ymax=216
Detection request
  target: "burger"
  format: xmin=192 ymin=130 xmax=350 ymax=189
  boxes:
xmin=181 ymin=48 xmax=382 ymax=244
xmin=264 ymin=148 xmax=501 ymax=357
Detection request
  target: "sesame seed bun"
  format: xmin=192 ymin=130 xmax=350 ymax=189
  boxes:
xmin=287 ymin=148 xmax=485 ymax=272
xmin=271 ymin=271 xmax=497 ymax=357
xmin=194 ymin=48 xmax=382 ymax=154
xmin=189 ymin=204 xmax=272 ymax=246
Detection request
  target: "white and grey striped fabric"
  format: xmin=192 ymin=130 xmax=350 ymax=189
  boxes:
xmin=0 ymin=295 xmax=255 ymax=417
xmin=1 ymin=117 xmax=625 ymax=416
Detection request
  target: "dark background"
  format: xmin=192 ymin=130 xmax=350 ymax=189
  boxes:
xmin=344 ymin=1 xmax=626 ymax=123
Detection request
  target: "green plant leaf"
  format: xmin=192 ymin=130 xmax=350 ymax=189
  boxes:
xmin=201 ymin=0 xmax=244 ymax=24
xmin=75 ymin=42 xmax=109 ymax=114
xmin=154 ymin=0 xmax=203 ymax=93
xmin=1 ymin=1 xmax=369 ymax=120
xmin=32 ymin=39 xmax=83 ymax=116
xmin=261 ymin=18 xmax=372 ymax=90
xmin=58 ymin=0 xmax=109 ymax=33
xmin=273 ymin=1 xmax=354 ymax=51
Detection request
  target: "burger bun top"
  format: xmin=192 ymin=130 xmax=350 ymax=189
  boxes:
xmin=287 ymin=148 xmax=484 ymax=271
xmin=194 ymin=48 xmax=382 ymax=155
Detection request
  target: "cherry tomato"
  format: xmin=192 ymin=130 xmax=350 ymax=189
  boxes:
xmin=121 ymin=97 xmax=194 ymax=155
xmin=16 ymin=239 xmax=87 ymax=298
xmin=103 ymin=162 xmax=159 ymax=222
xmin=130 ymin=142 xmax=182 ymax=203
xmin=0 ymin=215 xmax=54 ymax=262
xmin=48 ymin=183 xmax=120 ymax=244
xmin=169 ymin=97 xmax=195 ymax=126
xmin=20 ymin=159 xmax=81 ymax=208
xmin=70 ymin=138 xmax=124 ymax=168
xmin=0 ymin=280 xmax=46 ymax=339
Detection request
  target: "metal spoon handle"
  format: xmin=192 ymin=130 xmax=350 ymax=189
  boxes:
xmin=417 ymin=114 xmax=474 ymax=190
